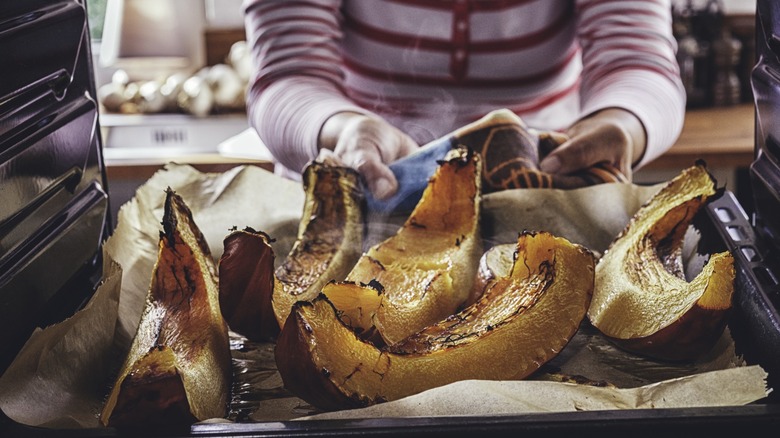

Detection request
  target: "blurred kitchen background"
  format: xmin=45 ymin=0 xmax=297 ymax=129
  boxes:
xmin=85 ymin=0 xmax=758 ymax=223
xmin=86 ymin=0 xmax=270 ymax=224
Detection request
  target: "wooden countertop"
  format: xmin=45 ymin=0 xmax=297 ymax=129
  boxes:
xmin=645 ymin=103 xmax=755 ymax=170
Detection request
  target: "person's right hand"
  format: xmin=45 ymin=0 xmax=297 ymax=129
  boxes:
xmin=319 ymin=112 xmax=418 ymax=200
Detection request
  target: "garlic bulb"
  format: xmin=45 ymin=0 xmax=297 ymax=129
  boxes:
xmin=178 ymin=75 xmax=214 ymax=117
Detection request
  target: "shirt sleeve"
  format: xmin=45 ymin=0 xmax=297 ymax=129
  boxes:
xmin=243 ymin=0 xmax=371 ymax=174
xmin=575 ymin=0 xmax=686 ymax=168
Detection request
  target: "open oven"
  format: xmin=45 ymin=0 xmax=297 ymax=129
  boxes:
xmin=2 ymin=0 xmax=780 ymax=436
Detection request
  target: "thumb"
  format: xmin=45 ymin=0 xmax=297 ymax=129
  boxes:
xmin=360 ymin=159 xmax=398 ymax=200
xmin=382 ymin=131 xmax=419 ymax=162
xmin=539 ymin=151 xmax=565 ymax=174
xmin=539 ymin=138 xmax=605 ymax=175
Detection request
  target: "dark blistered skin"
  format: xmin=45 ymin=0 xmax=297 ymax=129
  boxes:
xmin=275 ymin=300 xmax=371 ymax=411
xmin=275 ymin=165 xmax=356 ymax=289
xmin=163 ymin=188 xmax=213 ymax=260
xmin=108 ymin=349 xmax=197 ymax=429
xmin=272 ymin=162 xmax=365 ymax=327
xmin=609 ymin=305 xmax=731 ymax=362
xmin=219 ymin=228 xmax=279 ymax=341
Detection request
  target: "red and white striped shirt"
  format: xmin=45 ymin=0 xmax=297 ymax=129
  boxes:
xmin=244 ymin=0 xmax=685 ymax=176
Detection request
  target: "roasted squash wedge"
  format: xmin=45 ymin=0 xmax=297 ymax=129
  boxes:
xmin=218 ymin=227 xmax=278 ymax=340
xmin=275 ymin=231 xmax=594 ymax=410
xmin=272 ymin=161 xmax=365 ymax=329
xmin=100 ymin=189 xmax=231 ymax=428
xmin=588 ymin=163 xmax=735 ymax=361
xmin=346 ymin=148 xmax=483 ymax=345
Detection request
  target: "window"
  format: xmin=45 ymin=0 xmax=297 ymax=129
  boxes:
xmin=87 ymin=0 xmax=108 ymax=40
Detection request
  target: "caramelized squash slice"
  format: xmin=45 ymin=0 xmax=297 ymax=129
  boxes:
xmin=219 ymin=227 xmax=278 ymax=340
xmin=275 ymin=231 xmax=594 ymax=410
xmin=271 ymin=162 xmax=365 ymax=329
xmin=100 ymin=189 xmax=231 ymax=428
xmin=347 ymin=148 xmax=483 ymax=345
xmin=588 ymin=163 xmax=735 ymax=361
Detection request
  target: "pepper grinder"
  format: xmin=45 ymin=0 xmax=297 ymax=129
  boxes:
xmin=711 ymin=25 xmax=743 ymax=106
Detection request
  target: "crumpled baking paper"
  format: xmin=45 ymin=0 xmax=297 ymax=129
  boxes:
xmin=0 ymin=252 xmax=122 ymax=428
xmin=0 ymin=163 xmax=770 ymax=429
xmin=300 ymin=366 xmax=770 ymax=420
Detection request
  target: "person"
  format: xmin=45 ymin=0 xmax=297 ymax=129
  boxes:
xmin=242 ymin=0 xmax=685 ymax=200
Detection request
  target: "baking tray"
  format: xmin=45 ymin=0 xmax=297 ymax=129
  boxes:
xmin=1 ymin=0 xmax=780 ymax=436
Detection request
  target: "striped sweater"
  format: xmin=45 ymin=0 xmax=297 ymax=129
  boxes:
xmin=244 ymin=0 xmax=685 ymax=176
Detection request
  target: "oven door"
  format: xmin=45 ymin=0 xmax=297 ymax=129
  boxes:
xmin=0 ymin=0 xmax=110 ymax=373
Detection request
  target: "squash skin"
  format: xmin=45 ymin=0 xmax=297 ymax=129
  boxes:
xmin=588 ymin=164 xmax=735 ymax=361
xmin=100 ymin=189 xmax=231 ymax=428
xmin=275 ymin=231 xmax=594 ymax=411
xmin=347 ymin=148 xmax=483 ymax=345
xmin=219 ymin=228 xmax=278 ymax=340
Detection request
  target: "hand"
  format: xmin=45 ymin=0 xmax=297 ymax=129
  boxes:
xmin=538 ymin=108 xmax=646 ymax=180
xmin=320 ymin=112 xmax=418 ymax=199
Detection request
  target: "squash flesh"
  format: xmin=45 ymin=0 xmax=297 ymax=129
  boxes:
xmin=347 ymin=149 xmax=482 ymax=345
xmin=276 ymin=232 xmax=594 ymax=410
xmin=588 ymin=164 xmax=735 ymax=360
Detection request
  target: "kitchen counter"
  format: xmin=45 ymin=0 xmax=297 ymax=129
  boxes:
xmin=634 ymin=104 xmax=754 ymax=203
xmin=104 ymin=149 xmax=273 ymax=180
xmin=645 ymin=103 xmax=754 ymax=170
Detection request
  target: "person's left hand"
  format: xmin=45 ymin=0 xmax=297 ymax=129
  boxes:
xmin=538 ymin=108 xmax=646 ymax=180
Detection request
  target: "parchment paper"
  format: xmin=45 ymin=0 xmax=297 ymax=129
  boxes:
xmin=0 ymin=252 xmax=122 ymax=428
xmin=0 ymin=163 xmax=770 ymax=429
xmin=301 ymin=366 xmax=770 ymax=420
